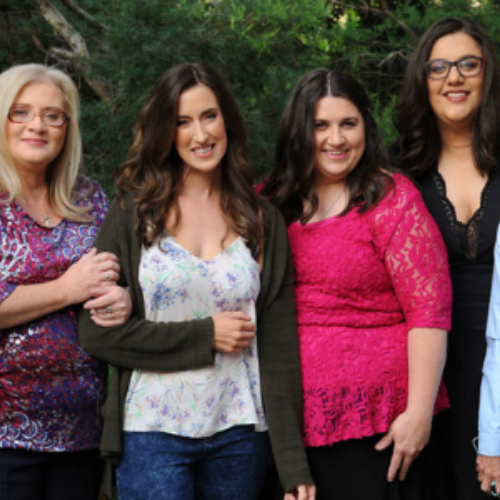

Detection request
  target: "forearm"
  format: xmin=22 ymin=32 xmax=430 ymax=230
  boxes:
xmin=78 ymin=306 xmax=215 ymax=372
xmin=406 ymin=327 xmax=447 ymax=417
xmin=0 ymin=280 xmax=68 ymax=329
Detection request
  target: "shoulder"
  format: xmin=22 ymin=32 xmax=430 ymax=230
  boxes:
xmin=375 ymin=173 xmax=422 ymax=214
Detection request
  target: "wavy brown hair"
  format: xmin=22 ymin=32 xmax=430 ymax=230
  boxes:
xmin=262 ymin=69 xmax=393 ymax=225
xmin=116 ymin=62 xmax=262 ymax=258
xmin=393 ymin=17 xmax=500 ymax=177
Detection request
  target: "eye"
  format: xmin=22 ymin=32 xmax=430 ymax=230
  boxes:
xmin=10 ymin=107 xmax=28 ymax=117
xmin=43 ymin=111 xmax=63 ymax=123
xmin=459 ymin=58 xmax=481 ymax=71
xmin=314 ymin=121 xmax=326 ymax=130
xmin=206 ymin=112 xmax=217 ymax=120
xmin=428 ymin=60 xmax=449 ymax=75
xmin=342 ymin=119 xmax=357 ymax=128
xmin=176 ymin=118 xmax=188 ymax=127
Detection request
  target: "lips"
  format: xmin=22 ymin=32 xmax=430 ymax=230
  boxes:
xmin=21 ymin=138 xmax=48 ymax=146
xmin=192 ymin=144 xmax=215 ymax=157
xmin=443 ymin=91 xmax=470 ymax=102
xmin=322 ymin=149 xmax=349 ymax=160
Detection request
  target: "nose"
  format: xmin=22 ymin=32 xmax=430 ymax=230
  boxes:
xmin=193 ymin=120 xmax=208 ymax=142
xmin=27 ymin=112 xmax=46 ymax=130
xmin=447 ymin=64 xmax=464 ymax=83
xmin=327 ymin=126 xmax=344 ymax=146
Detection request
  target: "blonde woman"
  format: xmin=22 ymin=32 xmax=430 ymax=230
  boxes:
xmin=0 ymin=64 xmax=130 ymax=500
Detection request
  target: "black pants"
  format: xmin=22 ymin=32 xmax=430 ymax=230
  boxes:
xmin=306 ymin=435 xmax=423 ymax=500
xmin=0 ymin=448 xmax=103 ymax=500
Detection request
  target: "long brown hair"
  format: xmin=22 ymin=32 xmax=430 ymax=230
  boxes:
xmin=393 ymin=17 xmax=500 ymax=177
xmin=262 ymin=69 xmax=393 ymax=225
xmin=116 ymin=62 xmax=262 ymax=258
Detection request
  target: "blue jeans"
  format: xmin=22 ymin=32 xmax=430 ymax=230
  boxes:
xmin=117 ymin=426 xmax=271 ymax=500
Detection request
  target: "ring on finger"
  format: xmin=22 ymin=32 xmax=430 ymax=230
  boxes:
xmin=107 ymin=306 xmax=112 ymax=316
xmin=105 ymin=272 xmax=111 ymax=281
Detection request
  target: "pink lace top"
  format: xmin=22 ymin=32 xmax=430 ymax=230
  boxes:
xmin=287 ymin=174 xmax=452 ymax=447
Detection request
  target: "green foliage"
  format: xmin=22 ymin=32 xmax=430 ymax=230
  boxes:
xmin=3 ymin=0 xmax=500 ymax=187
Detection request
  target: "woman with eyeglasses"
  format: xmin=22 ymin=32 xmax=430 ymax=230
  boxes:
xmin=393 ymin=17 xmax=500 ymax=500
xmin=0 ymin=64 xmax=131 ymax=500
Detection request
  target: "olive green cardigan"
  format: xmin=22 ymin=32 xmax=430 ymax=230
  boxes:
xmin=78 ymin=192 xmax=312 ymax=497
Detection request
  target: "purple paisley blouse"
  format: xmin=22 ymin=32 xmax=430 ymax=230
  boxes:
xmin=0 ymin=176 xmax=108 ymax=452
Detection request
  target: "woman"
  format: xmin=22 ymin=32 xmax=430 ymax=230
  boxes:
xmin=261 ymin=69 xmax=452 ymax=500
xmin=0 ymin=64 xmax=130 ymax=499
xmin=393 ymin=17 xmax=500 ymax=500
xmin=78 ymin=62 xmax=315 ymax=500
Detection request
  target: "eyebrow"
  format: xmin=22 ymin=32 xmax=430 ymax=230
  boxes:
xmin=177 ymin=107 xmax=220 ymax=119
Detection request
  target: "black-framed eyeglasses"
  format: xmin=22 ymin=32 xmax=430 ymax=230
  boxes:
xmin=8 ymin=105 xmax=69 ymax=128
xmin=425 ymin=56 xmax=486 ymax=80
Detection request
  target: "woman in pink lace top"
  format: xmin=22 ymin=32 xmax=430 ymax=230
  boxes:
xmin=262 ymin=70 xmax=452 ymax=500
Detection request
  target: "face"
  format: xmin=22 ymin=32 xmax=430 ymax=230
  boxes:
xmin=427 ymin=32 xmax=484 ymax=130
xmin=6 ymin=81 xmax=68 ymax=175
xmin=175 ymin=84 xmax=227 ymax=176
xmin=313 ymin=96 xmax=365 ymax=186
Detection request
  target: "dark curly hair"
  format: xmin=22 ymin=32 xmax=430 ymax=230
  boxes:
xmin=262 ymin=69 xmax=393 ymax=226
xmin=116 ymin=62 xmax=262 ymax=258
xmin=393 ymin=17 xmax=500 ymax=177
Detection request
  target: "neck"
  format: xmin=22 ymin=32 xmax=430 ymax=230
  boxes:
xmin=18 ymin=170 xmax=49 ymax=203
xmin=313 ymin=180 xmax=347 ymax=220
xmin=181 ymin=166 xmax=222 ymax=200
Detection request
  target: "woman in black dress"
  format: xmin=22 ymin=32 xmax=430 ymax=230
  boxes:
xmin=392 ymin=17 xmax=500 ymax=500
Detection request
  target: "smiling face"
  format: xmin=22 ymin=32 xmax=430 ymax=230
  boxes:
xmin=313 ymin=96 xmax=365 ymax=187
xmin=427 ymin=32 xmax=484 ymax=131
xmin=6 ymin=81 xmax=68 ymax=176
xmin=175 ymin=84 xmax=227 ymax=176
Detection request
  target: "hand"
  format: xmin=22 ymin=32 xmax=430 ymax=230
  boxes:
xmin=375 ymin=410 xmax=431 ymax=481
xmin=212 ymin=311 xmax=255 ymax=353
xmin=284 ymin=484 xmax=316 ymax=500
xmin=57 ymin=248 xmax=120 ymax=305
xmin=477 ymin=455 xmax=500 ymax=496
xmin=84 ymin=286 xmax=132 ymax=327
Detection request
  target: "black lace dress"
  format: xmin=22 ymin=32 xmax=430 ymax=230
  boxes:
xmin=419 ymin=167 xmax=500 ymax=500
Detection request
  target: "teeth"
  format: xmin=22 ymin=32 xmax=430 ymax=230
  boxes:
xmin=325 ymin=150 xmax=346 ymax=155
xmin=447 ymin=92 xmax=467 ymax=97
xmin=194 ymin=146 xmax=213 ymax=153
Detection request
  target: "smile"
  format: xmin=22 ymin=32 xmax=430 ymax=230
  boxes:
xmin=192 ymin=145 xmax=215 ymax=154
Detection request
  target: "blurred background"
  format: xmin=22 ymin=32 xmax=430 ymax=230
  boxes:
xmin=2 ymin=0 xmax=499 ymax=191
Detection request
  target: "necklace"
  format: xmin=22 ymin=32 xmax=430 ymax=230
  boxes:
xmin=320 ymin=185 xmax=346 ymax=219
xmin=17 ymin=194 xmax=54 ymax=228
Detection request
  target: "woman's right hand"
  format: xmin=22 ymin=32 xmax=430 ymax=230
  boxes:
xmin=57 ymin=248 xmax=120 ymax=305
xmin=212 ymin=311 xmax=255 ymax=353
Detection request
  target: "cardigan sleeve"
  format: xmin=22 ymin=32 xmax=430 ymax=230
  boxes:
xmin=78 ymin=196 xmax=215 ymax=372
xmin=256 ymin=201 xmax=314 ymax=492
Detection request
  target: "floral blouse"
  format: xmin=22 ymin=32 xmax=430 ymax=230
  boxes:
xmin=0 ymin=176 xmax=108 ymax=452
xmin=124 ymin=236 xmax=267 ymax=437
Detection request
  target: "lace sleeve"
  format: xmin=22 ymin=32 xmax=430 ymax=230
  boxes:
xmin=374 ymin=176 xmax=452 ymax=330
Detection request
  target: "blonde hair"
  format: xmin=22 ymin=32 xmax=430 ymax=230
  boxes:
xmin=0 ymin=63 xmax=91 ymax=221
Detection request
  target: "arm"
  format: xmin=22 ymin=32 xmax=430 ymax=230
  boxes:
xmin=256 ymin=202 xmax=314 ymax=496
xmin=477 ymin=225 xmax=500 ymax=495
xmin=373 ymin=179 xmax=452 ymax=480
xmin=376 ymin=327 xmax=447 ymax=480
xmin=0 ymin=247 xmax=120 ymax=329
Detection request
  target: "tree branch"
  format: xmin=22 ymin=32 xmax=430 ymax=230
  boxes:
xmin=31 ymin=0 xmax=110 ymax=102
xmin=59 ymin=0 xmax=108 ymax=32
xmin=329 ymin=0 xmax=416 ymax=39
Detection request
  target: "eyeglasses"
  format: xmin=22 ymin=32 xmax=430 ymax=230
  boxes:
xmin=8 ymin=105 xmax=69 ymax=128
xmin=472 ymin=437 xmax=499 ymax=497
xmin=425 ymin=56 xmax=486 ymax=80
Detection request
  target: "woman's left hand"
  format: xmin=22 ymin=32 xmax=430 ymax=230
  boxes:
xmin=375 ymin=410 xmax=432 ymax=482
xmin=84 ymin=286 xmax=132 ymax=327
xmin=284 ymin=484 xmax=316 ymax=500
xmin=477 ymin=455 xmax=500 ymax=496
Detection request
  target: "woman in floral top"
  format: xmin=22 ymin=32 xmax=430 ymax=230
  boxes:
xmin=0 ymin=64 xmax=130 ymax=500
xmin=261 ymin=69 xmax=452 ymax=500
xmin=79 ymin=62 xmax=314 ymax=500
